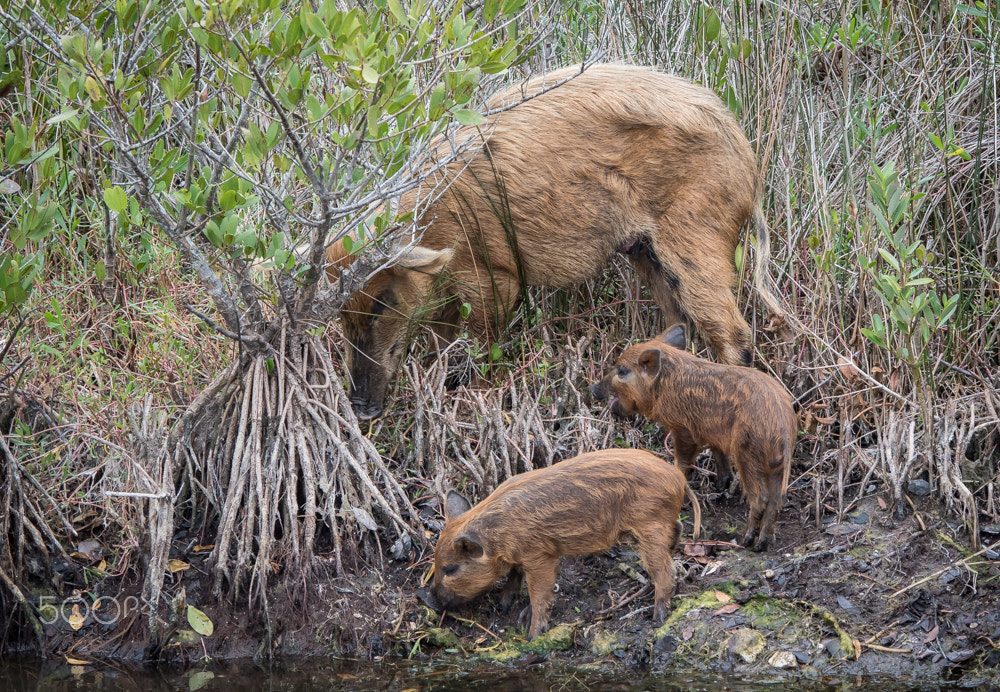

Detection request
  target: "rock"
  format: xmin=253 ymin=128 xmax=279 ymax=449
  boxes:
xmin=768 ymin=651 xmax=798 ymax=669
xmin=653 ymin=634 xmax=678 ymax=655
xmin=848 ymin=511 xmax=869 ymax=524
xmin=590 ymin=631 xmax=625 ymax=657
xmin=823 ymin=638 xmax=848 ymax=658
xmin=77 ymin=540 xmax=103 ymax=558
xmin=728 ymin=628 xmax=766 ymax=664
xmin=836 ymin=595 xmax=859 ymax=615
xmin=824 ymin=523 xmax=859 ymax=537
xmin=908 ymin=479 xmax=931 ymax=496
xmin=792 ymin=650 xmax=811 ymax=664
xmin=947 ymin=649 xmax=974 ymax=664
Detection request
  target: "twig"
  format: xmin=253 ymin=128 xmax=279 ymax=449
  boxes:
xmin=889 ymin=539 xmax=1000 ymax=598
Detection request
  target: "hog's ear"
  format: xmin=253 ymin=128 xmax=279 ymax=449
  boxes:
xmin=453 ymin=534 xmax=484 ymax=559
xmin=659 ymin=324 xmax=688 ymax=350
xmin=444 ymin=489 xmax=472 ymax=520
xmin=638 ymin=348 xmax=662 ymax=377
xmin=396 ymin=246 xmax=453 ymax=273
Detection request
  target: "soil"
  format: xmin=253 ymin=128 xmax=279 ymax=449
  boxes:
xmin=11 ymin=465 xmax=1000 ymax=686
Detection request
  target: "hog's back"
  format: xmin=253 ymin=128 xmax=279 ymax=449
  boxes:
xmin=404 ymin=64 xmax=757 ymax=288
xmin=467 ymin=450 xmax=685 ymax=562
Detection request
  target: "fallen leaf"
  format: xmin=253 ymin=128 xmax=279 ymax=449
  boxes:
xmin=681 ymin=626 xmax=694 ymax=641
xmin=684 ymin=544 xmax=708 ymax=557
xmin=97 ymin=559 xmax=107 ymax=572
xmin=69 ymin=604 xmax=85 ymax=631
xmin=877 ymin=496 xmax=887 ymax=510
xmin=192 ymin=544 xmax=215 ymax=553
xmin=65 ymin=656 xmax=90 ymax=665
xmin=714 ymin=603 xmax=741 ymax=616
xmin=714 ymin=590 xmax=732 ymax=603
xmin=853 ymin=638 xmax=862 ymax=660
xmin=815 ymin=415 xmax=836 ymax=425
xmin=695 ymin=556 xmax=712 ymax=565
xmin=837 ymin=357 xmax=859 ymax=381
xmin=352 ymin=507 xmax=378 ymax=532
xmin=337 ymin=674 xmax=358 ymax=680
xmin=186 ymin=605 xmax=214 ymax=637
xmin=0 ymin=178 xmax=21 ymax=194
xmin=924 ymin=625 xmax=939 ymax=644
xmin=169 ymin=559 xmax=191 ymax=573
xmin=70 ymin=552 xmax=92 ymax=561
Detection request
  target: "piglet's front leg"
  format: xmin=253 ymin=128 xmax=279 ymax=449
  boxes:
xmin=523 ymin=558 xmax=559 ymax=639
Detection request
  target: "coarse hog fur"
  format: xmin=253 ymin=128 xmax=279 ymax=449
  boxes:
xmin=327 ymin=63 xmax=784 ymax=419
xmin=416 ymin=449 xmax=696 ymax=639
xmin=591 ymin=325 xmax=796 ymax=552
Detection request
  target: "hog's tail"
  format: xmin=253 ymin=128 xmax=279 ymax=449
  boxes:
xmin=750 ymin=206 xmax=793 ymax=329
xmin=684 ymin=482 xmax=702 ymax=541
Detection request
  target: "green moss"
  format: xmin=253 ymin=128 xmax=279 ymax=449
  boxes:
xmin=524 ymin=624 xmax=574 ymax=652
xmin=590 ymin=631 xmax=625 ymax=656
xmin=654 ymin=588 xmax=731 ymax=638
xmin=740 ymin=595 xmax=796 ymax=630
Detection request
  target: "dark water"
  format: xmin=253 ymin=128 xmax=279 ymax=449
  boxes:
xmin=0 ymin=659 xmax=960 ymax=691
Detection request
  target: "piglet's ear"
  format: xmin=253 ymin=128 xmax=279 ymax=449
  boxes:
xmin=453 ymin=534 xmax=484 ymax=559
xmin=659 ymin=324 xmax=688 ymax=350
xmin=638 ymin=348 xmax=662 ymax=377
xmin=444 ymin=489 xmax=472 ymax=520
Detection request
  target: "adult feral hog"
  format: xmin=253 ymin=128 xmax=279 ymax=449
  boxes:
xmin=328 ymin=63 xmax=784 ymax=419
xmin=591 ymin=324 xmax=796 ymax=552
xmin=416 ymin=449 xmax=696 ymax=639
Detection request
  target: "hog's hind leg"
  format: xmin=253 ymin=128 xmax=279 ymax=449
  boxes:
xmin=636 ymin=523 xmax=678 ymax=623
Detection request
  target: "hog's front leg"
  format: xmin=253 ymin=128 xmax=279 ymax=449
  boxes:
xmin=523 ymin=558 xmax=559 ymax=639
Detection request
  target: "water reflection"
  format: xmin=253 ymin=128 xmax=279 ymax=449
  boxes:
xmin=0 ymin=659 xmax=951 ymax=691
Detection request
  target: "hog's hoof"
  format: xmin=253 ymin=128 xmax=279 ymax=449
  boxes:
xmin=653 ymin=601 xmax=671 ymax=623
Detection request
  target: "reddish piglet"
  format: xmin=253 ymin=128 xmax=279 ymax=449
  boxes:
xmin=591 ymin=325 xmax=796 ymax=551
xmin=417 ymin=449 xmax=696 ymax=638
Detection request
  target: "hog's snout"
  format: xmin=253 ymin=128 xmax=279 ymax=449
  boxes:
xmin=590 ymin=379 xmax=611 ymax=401
xmin=416 ymin=586 xmax=442 ymax=611
xmin=417 ymin=584 xmax=466 ymax=613
xmin=350 ymin=396 xmax=384 ymax=420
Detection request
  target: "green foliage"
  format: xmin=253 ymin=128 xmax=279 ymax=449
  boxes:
xmin=1 ymin=0 xmax=534 ymax=325
xmin=860 ymin=162 xmax=959 ymax=371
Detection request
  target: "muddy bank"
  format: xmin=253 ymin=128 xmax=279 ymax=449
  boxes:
xmin=10 ymin=487 xmax=999 ymax=686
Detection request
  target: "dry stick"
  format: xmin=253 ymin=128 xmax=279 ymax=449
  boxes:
xmin=0 ymin=563 xmax=44 ymax=653
xmin=890 ymin=539 xmax=1000 ymax=599
xmin=211 ymin=363 xmax=257 ymax=596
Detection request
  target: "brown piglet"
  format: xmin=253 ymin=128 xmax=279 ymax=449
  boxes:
xmin=591 ymin=325 xmax=796 ymax=552
xmin=417 ymin=449 xmax=696 ymax=639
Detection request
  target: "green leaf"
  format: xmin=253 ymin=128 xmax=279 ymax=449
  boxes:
xmin=876 ymin=248 xmax=900 ymax=271
xmin=453 ymin=108 xmax=483 ymax=126
xmin=95 ymin=260 xmax=106 ymax=282
xmin=186 ymin=605 xmax=214 ymax=637
xmin=46 ymin=108 xmax=80 ymax=125
xmin=361 ymin=64 xmax=379 ymax=84
xmin=104 ymin=187 xmax=128 ymax=213
xmin=489 ymin=342 xmax=502 ymax=362
xmin=386 ymin=0 xmax=408 ymax=24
